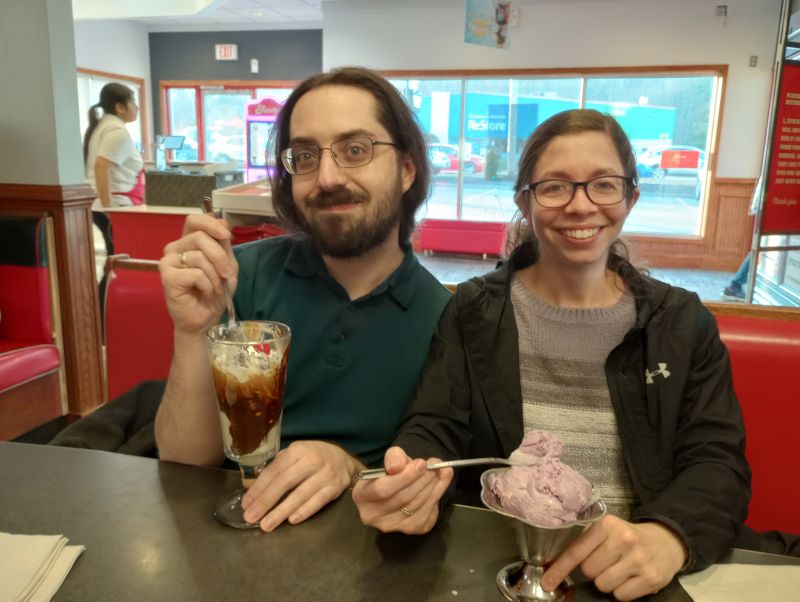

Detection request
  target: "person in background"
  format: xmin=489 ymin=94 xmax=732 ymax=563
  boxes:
xmin=353 ymin=109 xmax=751 ymax=601
xmin=721 ymin=252 xmax=751 ymax=302
xmin=83 ymin=82 xmax=144 ymax=209
xmin=83 ymin=82 xmax=143 ymax=288
xmin=155 ymin=67 xmax=450 ymax=533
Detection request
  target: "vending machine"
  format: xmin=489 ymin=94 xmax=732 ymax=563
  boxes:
xmin=245 ymin=98 xmax=282 ymax=182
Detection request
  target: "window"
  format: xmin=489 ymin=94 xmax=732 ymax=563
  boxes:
xmin=161 ymin=83 xmax=295 ymax=172
xmin=585 ymin=75 xmax=717 ymax=235
xmin=167 ymin=88 xmax=198 ymax=162
xmin=389 ymin=69 xmax=722 ymax=236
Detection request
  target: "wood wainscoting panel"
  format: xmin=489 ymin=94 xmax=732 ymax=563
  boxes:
xmin=0 ymin=371 xmax=62 ymax=440
xmin=628 ymin=178 xmax=755 ymax=271
xmin=0 ymin=182 xmax=105 ymax=416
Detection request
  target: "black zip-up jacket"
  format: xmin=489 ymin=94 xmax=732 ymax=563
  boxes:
xmin=395 ymin=253 xmax=751 ymax=572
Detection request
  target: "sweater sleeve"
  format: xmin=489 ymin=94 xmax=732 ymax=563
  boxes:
xmin=633 ymin=300 xmax=751 ymax=572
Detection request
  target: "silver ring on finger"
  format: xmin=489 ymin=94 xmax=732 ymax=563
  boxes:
xmin=400 ymin=505 xmax=414 ymax=517
xmin=180 ymin=251 xmax=189 ymax=268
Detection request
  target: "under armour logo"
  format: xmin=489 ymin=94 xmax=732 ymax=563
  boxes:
xmin=645 ymin=363 xmax=671 ymax=384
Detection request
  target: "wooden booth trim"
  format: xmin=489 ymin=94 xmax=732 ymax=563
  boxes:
xmin=0 ymin=181 xmax=105 ymax=417
xmin=706 ymin=301 xmax=800 ymax=321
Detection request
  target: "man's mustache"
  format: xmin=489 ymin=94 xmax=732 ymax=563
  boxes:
xmin=306 ymin=188 xmax=368 ymax=209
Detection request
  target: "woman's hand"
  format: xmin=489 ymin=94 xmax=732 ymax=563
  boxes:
xmin=542 ymin=516 xmax=688 ymax=601
xmin=352 ymin=446 xmax=454 ymax=535
xmin=159 ymin=214 xmax=238 ymax=335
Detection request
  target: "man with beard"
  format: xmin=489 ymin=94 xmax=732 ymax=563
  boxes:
xmin=155 ymin=67 xmax=451 ymax=532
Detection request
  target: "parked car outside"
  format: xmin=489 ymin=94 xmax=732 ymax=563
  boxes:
xmin=428 ymin=143 xmax=484 ymax=175
xmin=428 ymin=148 xmax=450 ymax=171
xmin=637 ymin=145 xmax=706 ymax=179
xmin=208 ymin=134 xmax=246 ymax=163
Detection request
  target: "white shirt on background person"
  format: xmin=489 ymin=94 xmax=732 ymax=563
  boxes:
xmin=85 ymin=114 xmax=143 ymax=208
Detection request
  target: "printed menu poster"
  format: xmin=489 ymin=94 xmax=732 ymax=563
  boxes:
xmin=763 ymin=62 xmax=800 ymax=233
xmin=465 ymin=0 xmax=512 ymax=50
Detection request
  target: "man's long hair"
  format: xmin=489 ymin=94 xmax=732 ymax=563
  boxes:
xmin=269 ymin=67 xmax=430 ymax=245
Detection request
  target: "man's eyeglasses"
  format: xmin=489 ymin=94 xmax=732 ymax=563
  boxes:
xmin=520 ymin=175 xmax=634 ymax=208
xmin=280 ymin=136 xmax=397 ymax=175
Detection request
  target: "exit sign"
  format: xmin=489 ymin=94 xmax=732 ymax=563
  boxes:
xmin=214 ymin=44 xmax=238 ymax=61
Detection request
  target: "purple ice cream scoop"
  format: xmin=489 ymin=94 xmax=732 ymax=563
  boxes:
xmin=488 ymin=431 xmax=592 ymax=527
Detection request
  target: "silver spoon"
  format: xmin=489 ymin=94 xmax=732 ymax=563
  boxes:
xmin=202 ymin=197 xmax=236 ymax=326
xmin=357 ymin=457 xmax=515 ymax=480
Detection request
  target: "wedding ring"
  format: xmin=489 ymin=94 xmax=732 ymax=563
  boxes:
xmin=400 ymin=505 xmax=414 ymax=517
xmin=179 ymin=251 xmax=188 ymax=268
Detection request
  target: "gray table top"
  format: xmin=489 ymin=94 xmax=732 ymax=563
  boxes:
xmin=1 ymin=442 xmax=796 ymax=601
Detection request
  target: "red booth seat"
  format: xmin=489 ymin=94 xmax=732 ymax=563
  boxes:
xmin=104 ymin=256 xmax=174 ymax=401
xmin=707 ymin=303 xmax=800 ymax=535
xmin=0 ymin=216 xmax=64 ymax=440
xmin=0 ymin=345 xmax=60 ymax=392
xmin=418 ymin=219 xmax=507 ymax=257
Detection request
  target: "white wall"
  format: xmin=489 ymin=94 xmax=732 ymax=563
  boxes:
xmin=323 ymin=0 xmax=782 ymax=179
xmin=73 ymin=20 xmax=153 ymax=149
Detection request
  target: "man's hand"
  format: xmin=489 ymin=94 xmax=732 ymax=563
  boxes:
xmin=240 ymin=441 xmax=363 ymax=532
xmin=542 ymin=516 xmax=688 ymax=601
xmin=159 ymin=214 xmax=238 ymax=336
xmin=351 ymin=446 xmax=454 ymax=535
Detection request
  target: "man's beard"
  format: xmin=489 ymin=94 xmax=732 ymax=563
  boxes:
xmin=299 ymin=176 xmax=404 ymax=258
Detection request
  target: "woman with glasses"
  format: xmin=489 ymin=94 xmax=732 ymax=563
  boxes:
xmin=353 ymin=109 xmax=750 ymax=600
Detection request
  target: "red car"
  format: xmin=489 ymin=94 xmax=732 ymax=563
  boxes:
xmin=428 ymin=144 xmax=484 ymax=175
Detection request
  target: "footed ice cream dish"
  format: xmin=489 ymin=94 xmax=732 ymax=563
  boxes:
xmin=480 ymin=431 xmax=606 ymax=602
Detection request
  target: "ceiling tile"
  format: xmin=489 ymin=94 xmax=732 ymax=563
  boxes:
xmin=229 ymin=7 xmax=292 ymax=22
xmin=273 ymin=7 xmax=322 ymax=19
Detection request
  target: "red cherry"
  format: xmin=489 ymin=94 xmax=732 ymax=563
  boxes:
xmin=253 ymin=342 xmax=270 ymax=354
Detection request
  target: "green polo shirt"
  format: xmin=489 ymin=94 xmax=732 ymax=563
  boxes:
xmin=232 ymin=234 xmax=450 ymax=467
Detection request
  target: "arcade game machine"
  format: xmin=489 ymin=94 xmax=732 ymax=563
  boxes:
xmin=245 ymin=97 xmax=282 ymax=182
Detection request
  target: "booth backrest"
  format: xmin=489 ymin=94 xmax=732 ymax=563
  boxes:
xmin=99 ymin=266 xmax=800 ymax=535
xmin=706 ymin=302 xmax=800 ymax=535
xmin=104 ymin=256 xmax=174 ymax=401
xmin=0 ymin=216 xmax=52 ymax=346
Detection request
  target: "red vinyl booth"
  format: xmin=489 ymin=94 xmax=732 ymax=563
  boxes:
xmin=707 ymin=303 xmax=800 ymax=535
xmin=0 ymin=216 xmax=63 ymax=440
xmin=418 ymin=219 xmax=507 ymax=258
xmin=104 ymin=256 xmax=174 ymax=401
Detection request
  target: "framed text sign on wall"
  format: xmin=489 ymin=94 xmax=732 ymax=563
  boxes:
xmin=763 ymin=62 xmax=800 ymax=233
xmin=214 ymin=44 xmax=238 ymax=61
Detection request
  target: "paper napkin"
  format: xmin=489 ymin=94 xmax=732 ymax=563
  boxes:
xmin=0 ymin=532 xmax=85 ymax=602
xmin=678 ymin=562 xmax=800 ymax=601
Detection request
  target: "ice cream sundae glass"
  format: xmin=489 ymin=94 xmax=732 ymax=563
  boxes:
xmin=480 ymin=431 xmax=607 ymax=601
xmin=207 ymin=320 xmax=291 ymax=528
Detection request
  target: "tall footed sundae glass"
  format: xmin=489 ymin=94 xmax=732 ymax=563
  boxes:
xmin=207 ymin=320 xmax=291 ymax=529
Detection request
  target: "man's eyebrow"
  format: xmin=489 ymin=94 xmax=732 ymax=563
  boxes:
xmin=537 ymin=167 xmax=622 ymax=180
xmin=288 ymin=129 xmax=379 ymax=146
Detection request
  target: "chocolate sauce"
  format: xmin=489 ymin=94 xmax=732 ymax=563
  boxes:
xmin=212 ymin=352 xmax=288 ymax=456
